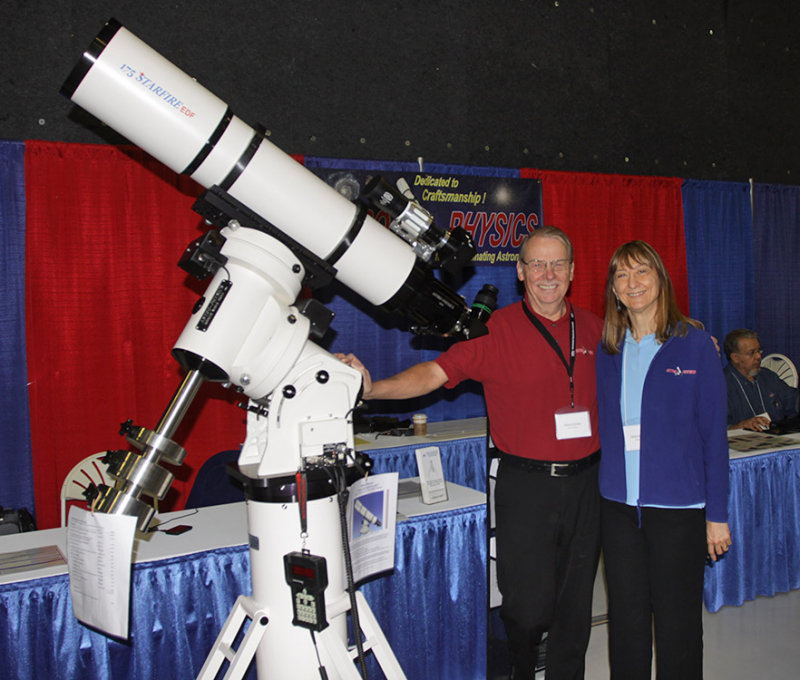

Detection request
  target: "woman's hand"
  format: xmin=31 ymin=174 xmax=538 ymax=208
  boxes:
xmin=706 ymin=521 xmax=732 ymax=562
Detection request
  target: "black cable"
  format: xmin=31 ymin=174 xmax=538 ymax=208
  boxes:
xmin=309 ymin=630 xmax=330 ymax=680
xmin=331 ymin=462 xmax=370 ymax=679
xmin=146 ymin=508 xmax=200 ymax=532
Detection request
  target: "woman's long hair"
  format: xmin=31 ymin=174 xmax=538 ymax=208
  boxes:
xmin=601 ymin=240 xmax=702 ymax=354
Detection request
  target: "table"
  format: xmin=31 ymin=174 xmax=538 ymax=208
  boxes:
xmin=0 ymin=488 xmax=486 ymax=679
xmin=703 ymin=436 xmax=800 ymax=612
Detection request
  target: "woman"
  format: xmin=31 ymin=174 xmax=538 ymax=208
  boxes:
xmin=595 ymin=241 xmax=731 ymax=679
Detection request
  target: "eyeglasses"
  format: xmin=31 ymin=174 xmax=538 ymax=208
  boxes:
xmin=736 ymin=348 xmax=763 ymax=357
xmin=520 ymin=258 xmax=571 ymax=274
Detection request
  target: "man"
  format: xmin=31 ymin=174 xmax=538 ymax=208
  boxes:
xmin=340 ymin=226 xmax=602 ymax=680
xmin=723 ymin=329 xmax=799 ymax=431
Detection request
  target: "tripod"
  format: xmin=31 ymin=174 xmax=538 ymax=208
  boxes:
xmin=197 ymin=488 xmax=406 ymax=679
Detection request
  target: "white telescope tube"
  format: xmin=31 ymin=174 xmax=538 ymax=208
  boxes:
xmin=60 ymin=18 xmax=415 ymax=305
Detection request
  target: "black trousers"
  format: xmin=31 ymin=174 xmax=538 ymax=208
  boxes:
xmin=494 ymin=459 xmax=600 ymax=680
xmin=601 ymin=499 xmax=707 ymax=680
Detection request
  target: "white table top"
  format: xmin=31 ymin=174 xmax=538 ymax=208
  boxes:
xmin=356 ymin=415 xmax=800 ymax=462
xmin=355 ymin=416 xmax=487 ymax=451
xmin=397 ymin=477 xmax=486 ymax=519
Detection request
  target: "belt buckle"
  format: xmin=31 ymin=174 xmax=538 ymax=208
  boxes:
xmin=549 ymin=462 xmax=570 ymax=478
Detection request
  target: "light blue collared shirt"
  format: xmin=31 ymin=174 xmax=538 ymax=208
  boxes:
xmin=620 ymin=330 xmax=660 ymax=505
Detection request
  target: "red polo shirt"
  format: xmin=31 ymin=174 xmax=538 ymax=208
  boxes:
xmin=435 ymin=299 xmax=602 ymax=461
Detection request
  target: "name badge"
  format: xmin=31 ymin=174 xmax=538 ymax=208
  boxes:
xmin=555 ymin=407 xmax=592 ymax=440
xmin=623 ymin=424 xmax=641 ymax=451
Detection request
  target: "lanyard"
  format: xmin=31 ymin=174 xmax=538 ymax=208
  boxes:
xmin=732 ymin=372 xmax=767 ymax=417
xmin=521 ymin=300 xmax=576 ymax=407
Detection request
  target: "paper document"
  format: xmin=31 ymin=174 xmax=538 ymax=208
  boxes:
xmin=67 ymin=507 xmax=137 ymax=638
xmin=0 ymin=545 xmax=66 ymax=577
xmin=347 ymin=472 xmax=398 ymax=584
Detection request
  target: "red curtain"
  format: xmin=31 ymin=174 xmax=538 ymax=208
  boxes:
xmin=521 ymin=169 xmax=689 ymax=319
xmin=25 ymin=141 xmax=246 ymax=528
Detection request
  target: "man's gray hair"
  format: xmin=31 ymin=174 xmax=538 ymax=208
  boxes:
xmin=518 ymin=225 xmax=574 ymax=263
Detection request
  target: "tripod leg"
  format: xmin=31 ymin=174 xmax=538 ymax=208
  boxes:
xmin=197 ymin=595 xmax=269 ymax=680
xmin=317 ymin=591 xmax=407 ymax=680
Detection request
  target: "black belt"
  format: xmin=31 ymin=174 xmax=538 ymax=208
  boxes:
xmin=499 ymin=449 xmax=600 ymax=478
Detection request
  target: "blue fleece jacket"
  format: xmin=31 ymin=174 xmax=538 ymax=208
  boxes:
xmin=596 ymin=326 xmax=729 ymax=522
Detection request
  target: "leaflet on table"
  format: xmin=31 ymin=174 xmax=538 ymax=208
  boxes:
xmin=415 ymin=445 xmax=449 ymax=504
xmin=347 ymin=472 xmax=398 ymax=584
xmin=66 ymin=507 xmax=137 ymax=639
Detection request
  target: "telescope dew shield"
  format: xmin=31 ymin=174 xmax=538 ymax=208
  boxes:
xmin=60 ymin=18 xmax=230 ymax=175
xmin=60 ymin=18 xmax=418 ymax=310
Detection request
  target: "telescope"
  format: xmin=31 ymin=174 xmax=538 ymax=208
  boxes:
xmin=61 ymin=17 xmax=497 ymax=680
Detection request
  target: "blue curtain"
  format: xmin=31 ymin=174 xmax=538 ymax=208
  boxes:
xmin=681 ymin=179 xmax=754 ymax=349
xmin=752 ymin=183 xmax=800 ymax=364
xmin=0 ymin=546 xmax=254 ymax=680
xmin=360 ymin=505 xmax=488 ymax=680
xmin=0 ymin=140 xmax=35 ymax=514
xmin=703 ymin=450 xmax=800 ymax=612
xmin=304 ymin=156 xmax=522 ymax=422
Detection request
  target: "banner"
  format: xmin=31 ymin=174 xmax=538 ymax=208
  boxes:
xmin=309 ymin=166 xmax=543 ymax=264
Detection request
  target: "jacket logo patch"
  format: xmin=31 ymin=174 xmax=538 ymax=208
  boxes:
xmin=666 ymin=366 xmax=697 ymax=375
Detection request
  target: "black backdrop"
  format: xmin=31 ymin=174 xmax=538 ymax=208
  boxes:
xmin=2 ymin=0 xmax=799 ymax=183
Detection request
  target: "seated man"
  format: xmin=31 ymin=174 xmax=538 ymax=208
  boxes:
xmin=723 ymin=329 xmax=799 ymax=431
